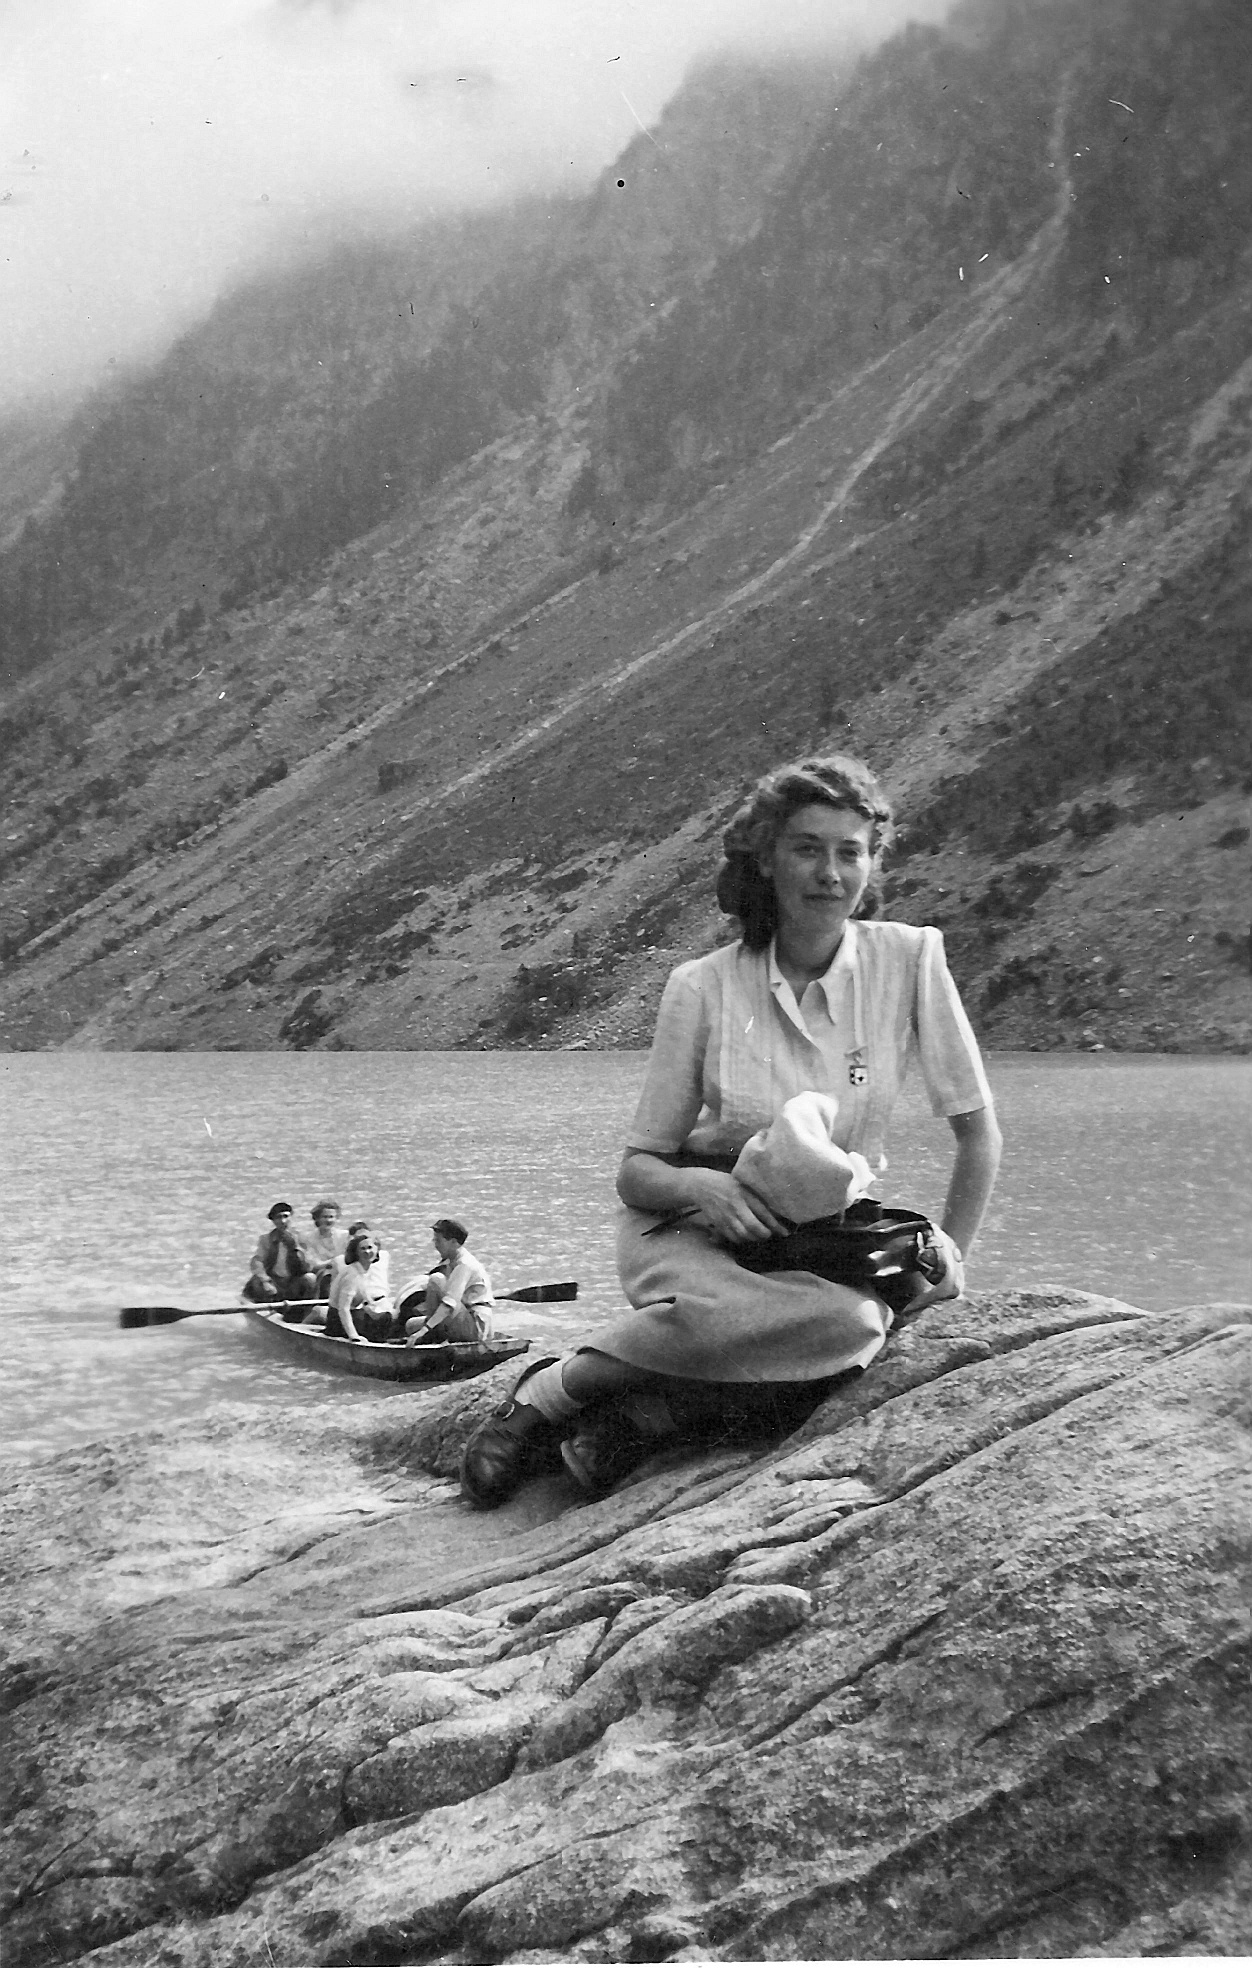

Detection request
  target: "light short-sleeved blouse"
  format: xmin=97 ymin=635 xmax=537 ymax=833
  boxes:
xmin=330 ymin=1256 xmax=392 ymax=1318
xmin=626 ymin=920 xmax=992 ymax=1174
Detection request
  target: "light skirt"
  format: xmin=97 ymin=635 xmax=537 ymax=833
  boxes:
xmin=582 ymin=1208 xmax=893 ymax=1385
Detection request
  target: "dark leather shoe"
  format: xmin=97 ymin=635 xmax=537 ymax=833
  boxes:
xmin=560 ymin=1405 xmax=651 ymax=1499
xmin=459 ymin=1357 xmax=564 ymax=1508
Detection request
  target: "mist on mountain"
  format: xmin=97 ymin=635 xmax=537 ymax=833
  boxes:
xmin=2 ymin=0 xmax=946 ymax=413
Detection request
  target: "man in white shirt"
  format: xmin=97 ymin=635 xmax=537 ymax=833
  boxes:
xmin=404 ymin=1218 xmax=495 ymax=1345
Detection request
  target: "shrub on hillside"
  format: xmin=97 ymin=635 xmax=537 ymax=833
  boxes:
xmin=982 ymin=952 xmax=1048 ymax=1011
xmin=1068 ymin=799 xmax=1121 ymax=840
xmin=245 ymin=758 xmax=288 ymax=797
xmin=279 ymin=990 xmax=336 ymax=1048
xmin=498 ymin=959 xmax=607 ymax=1041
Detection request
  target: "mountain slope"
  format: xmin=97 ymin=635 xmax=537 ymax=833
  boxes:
xmin=590 ymin=0 xmax=1252 ymax=506
xmin=0 ymin=55 xmax=846 ymax=685
xmin=0 ymin=0 xmax=1248 ymax=1055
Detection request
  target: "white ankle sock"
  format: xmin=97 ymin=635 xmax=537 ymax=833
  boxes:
xmin=514 ymin=1359 xmax=583 ymax=1424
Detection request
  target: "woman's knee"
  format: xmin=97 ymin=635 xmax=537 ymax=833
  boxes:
xmin=439 ymin=1306 xmax=482 ymax=1343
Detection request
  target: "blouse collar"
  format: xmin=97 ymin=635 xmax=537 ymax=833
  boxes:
xmin=766 ymin=920 xmax=859 ymax=1032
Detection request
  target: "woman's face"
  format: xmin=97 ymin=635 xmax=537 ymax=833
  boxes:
xmin=761 ymin=803 xmax=875 ymax=942
xmin=355 ymin=1235 xmax=378 ymax=1265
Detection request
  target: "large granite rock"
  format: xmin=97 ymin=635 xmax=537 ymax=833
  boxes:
xmin=2 ymin=1289 xmax=1249 ymax=1965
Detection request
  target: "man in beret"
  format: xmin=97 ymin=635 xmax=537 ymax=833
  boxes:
xmin=243 ymin=1202 xmax=319 ymax=1307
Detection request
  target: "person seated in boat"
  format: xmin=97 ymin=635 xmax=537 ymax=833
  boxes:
xmin=459 ymin=751 xmax=1002 ymax=1507
xmin=404 ymin=1219 xmax=495 ymax=1346
xmin=394 ymin=1252 xmax=450 ymax=1327
xmin=320 ymin=1229 xmax=395 ymax=1343
xmin=242 ymin=1202 xmax=319 ymax=1308
xmin=344 ymin=1219 xmax=391 ymax=1297
xmin=305 ymin=1199 xmax=348 ymax=1298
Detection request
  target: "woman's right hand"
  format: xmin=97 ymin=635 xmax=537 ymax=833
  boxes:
xmin=686 ymin=1170 xmax=787 ymax=1244
xmin=900 ymin=1228 xmax=965 ymax=1314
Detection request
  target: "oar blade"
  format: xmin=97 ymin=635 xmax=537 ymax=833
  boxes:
xmin=118 ymin=1304 xmax=251 ymax=1328
xmin=501 ymin=1281 xmax=578 ymax=1304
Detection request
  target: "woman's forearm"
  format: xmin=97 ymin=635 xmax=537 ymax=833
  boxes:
xmin=616 ymin=1150 xmax=786 ymax=1241
xmin=941 ymin=1107 xmax=1003 ymax=1257
xmin=616 ymin=1150 xmax=710 ymax=1214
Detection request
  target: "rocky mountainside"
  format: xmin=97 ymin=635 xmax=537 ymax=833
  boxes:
xmin=3 ymin=1292 xmax=1250 ymax=1963
xmin=0 ymin=0 xmax=1248 ymax=1053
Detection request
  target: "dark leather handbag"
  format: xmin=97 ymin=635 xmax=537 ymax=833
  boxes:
xmin=732 ymin=1196 xmax=937 ymax=1313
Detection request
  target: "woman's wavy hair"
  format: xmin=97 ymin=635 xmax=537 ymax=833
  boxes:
xmin=716 ymin=754 xmax=895 ymax=951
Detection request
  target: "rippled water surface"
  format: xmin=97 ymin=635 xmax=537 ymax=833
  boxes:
xmin=2 ymin=1051 xmax=1247 ymax=1465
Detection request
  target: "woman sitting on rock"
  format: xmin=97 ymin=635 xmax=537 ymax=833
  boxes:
xmin=461 ymin=752 xmax=1002 ymax=1506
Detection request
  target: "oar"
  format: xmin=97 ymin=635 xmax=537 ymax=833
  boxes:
xmin=121 ymin=1302 xmax=305 ymax=1328
xmin=119 ymin=1281 xmax=578 ymax=1330
xmin=502 ymin=1281 xmax=578 ymax=1304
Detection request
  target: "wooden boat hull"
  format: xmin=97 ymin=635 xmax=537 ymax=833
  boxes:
xmin=241 ymin=1306 xmax=529 ymax=1382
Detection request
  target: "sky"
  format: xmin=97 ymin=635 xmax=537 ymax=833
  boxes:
xmin=1 ymin=0 xmax=948 ymax=416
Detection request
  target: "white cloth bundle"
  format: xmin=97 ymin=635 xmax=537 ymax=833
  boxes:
xmin=731 ymin=1092 xmax=873 ymax=1224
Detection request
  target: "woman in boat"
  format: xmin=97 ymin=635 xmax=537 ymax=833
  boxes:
xmin=332 ymin=1219 xmax=392 ymax=1304
xmin=461 ymin=751 xmax=1002 ymax=1506
xmin=319 ymin=1229 xmax=396 ymax=1343
xmin=305 ymin=1199 xmax=348 ymax=1298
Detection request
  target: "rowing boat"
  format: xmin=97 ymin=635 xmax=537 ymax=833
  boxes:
xmin=240 ymin=1305 xmax=530 ymax=1382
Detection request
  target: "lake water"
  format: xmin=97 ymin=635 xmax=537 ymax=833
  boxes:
xmin=1 ymin=1051 xmax=1248 ymax=1467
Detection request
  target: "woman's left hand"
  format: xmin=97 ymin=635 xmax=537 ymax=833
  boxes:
xmin=900 ymin=1227 xmax=964 ymax=1315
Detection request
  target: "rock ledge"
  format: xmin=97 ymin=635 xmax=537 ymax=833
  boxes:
xmin=2 ymin=1289 xmax=1250 ymax=1964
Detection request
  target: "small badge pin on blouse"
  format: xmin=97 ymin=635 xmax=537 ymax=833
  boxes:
xmin=847 ymin=1046 xmax=868 ymax=1087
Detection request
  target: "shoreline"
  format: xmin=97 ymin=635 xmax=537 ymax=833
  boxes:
xmin=3 ymin=1036 xmax=1251 ymax=1054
